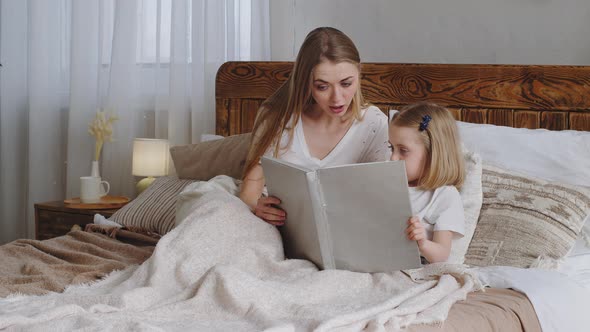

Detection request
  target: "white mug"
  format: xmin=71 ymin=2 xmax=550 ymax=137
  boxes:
xmin=80 ymin=176 xmax=110 ymax=203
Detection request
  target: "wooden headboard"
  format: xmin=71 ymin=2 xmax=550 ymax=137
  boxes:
xmin=216 ymin=62 xmax=590 ymax=136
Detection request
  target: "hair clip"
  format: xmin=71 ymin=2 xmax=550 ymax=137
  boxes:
xmin=419 ymin=115 xmax=432 ymax=131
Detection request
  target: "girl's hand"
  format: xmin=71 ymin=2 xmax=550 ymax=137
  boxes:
xmin=406 ymin=216 xmax=426 ymax=246
xmin=254 ymin=196 xmax=287 ymax=226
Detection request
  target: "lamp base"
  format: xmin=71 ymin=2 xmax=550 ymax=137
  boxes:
xmin=136 ymin=176 xmax=156 ymax=194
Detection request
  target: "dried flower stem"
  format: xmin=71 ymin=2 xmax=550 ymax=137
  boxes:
xmin=88 ymin=110 xmax=119 ymax=161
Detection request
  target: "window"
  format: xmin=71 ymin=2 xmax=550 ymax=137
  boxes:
xmin=99 ymin=0 xmax=253 ymax=65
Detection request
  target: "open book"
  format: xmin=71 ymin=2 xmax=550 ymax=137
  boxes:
xmin=261 ymin=156 xmax=421 ymax=273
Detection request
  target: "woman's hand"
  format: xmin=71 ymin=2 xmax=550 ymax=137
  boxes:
xmin=406 ymin=216 xmax=426 ymax=246
xmin=254 ymin=196 xmax=287 ymax=226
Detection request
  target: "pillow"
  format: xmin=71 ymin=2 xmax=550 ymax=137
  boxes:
xmin=457 ymin=121 xmax=590 ymax=187
xmin=465 ymin=164 xmax=590 ymax=268
xmin=110 ymin=176 xmax=196 ymax=235
xmin=170 ymin=133 xmax=251 ymax=181
xmin=457 ymin=121 xmax=590 ymax=252
xmin=447 ymin=150 xmax=483 ymax=264
xmin=200 ymin=133 xmax=225 ymax=142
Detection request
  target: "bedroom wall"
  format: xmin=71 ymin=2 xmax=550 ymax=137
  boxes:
xmin=270 ymin=0 xmax=590 ymax=65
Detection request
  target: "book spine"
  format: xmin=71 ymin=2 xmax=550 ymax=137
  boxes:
xmin=306 ymin=171 xmax=335 ymax=269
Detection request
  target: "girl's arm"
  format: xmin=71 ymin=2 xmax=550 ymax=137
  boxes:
xmin=239 ymin=164 xmax=286 ymax=226
xmin=406 ymin=217 xmax=453 ymax=263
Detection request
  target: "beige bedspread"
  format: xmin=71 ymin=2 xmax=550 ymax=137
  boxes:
xmin=406 ymin=288 xmax=541 ymax=332
xmin=0 ymin=229 xmax=154 ymax=297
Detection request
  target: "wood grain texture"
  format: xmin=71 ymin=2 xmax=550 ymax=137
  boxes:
xmin=571 ymin=112 xmax=590 ymax=131
xmin=487 ymin=109 xmax=514 ymax=127
xmin=241 ymin=99 xmax=262 ymax=134
xmin=447 ymin=108 xmax=462 ymax=121
xmin=462 ymin=108 xmax=487 ymax=124
xmin=514 ymin=111 xmax=540 ymax=129
xmin=216 ymin=62 xmax=590 ymax=134
xmin=541 ymin=111 xmax=568 ymax=130
xmin=34 ymin=201 xmax=120 ymax=240
xmin=215 ymin=98 xmax=229 ymax=137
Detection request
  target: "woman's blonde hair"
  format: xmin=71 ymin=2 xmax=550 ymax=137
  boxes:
xmin=243 ymin=27 xmax=366 ymax=178
xmin=391 ymin=102 xmax=465 ymax=190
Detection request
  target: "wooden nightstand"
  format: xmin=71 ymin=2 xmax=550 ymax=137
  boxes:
xmin=34 ymin=201 xmax=121 ymax=240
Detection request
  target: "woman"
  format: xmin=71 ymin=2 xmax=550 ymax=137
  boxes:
xmin=240 ymin=27 xmax=390 ymax=225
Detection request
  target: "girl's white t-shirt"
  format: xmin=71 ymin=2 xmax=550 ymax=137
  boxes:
xmin=409 ymin=185 xmax=465 ymax=241
xmin=263 ymin=106 xmax=391 ymax=168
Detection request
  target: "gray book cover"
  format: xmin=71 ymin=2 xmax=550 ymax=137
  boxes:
xmin=261 ymin=157 xmax=421 ymax=273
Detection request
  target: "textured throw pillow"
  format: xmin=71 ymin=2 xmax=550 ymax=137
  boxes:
xmin=465 ymin=164 xmax=590 ymax=268
xmin=170 ymin=133 xmax=251 ymax=181
xmin=457 ymin=122 xmax=590 ymax=253
xmin=447 ymin=150 xmax=483 ymax=264
xmin=110 ymin=176 xmax=196 ymax=235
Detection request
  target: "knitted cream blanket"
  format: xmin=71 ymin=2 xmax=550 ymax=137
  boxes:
xmin=0 ymin=176 xmax=481 ymax=331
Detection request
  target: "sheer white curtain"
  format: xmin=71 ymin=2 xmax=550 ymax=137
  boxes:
xmin=0 ymin=0 xmax=270 ymax=244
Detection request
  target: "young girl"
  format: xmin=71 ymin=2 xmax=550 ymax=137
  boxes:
xmin=389 ymin=102 xmax=465 ymax=263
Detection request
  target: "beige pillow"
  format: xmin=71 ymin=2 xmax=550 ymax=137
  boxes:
xmin=110 ymin=176 xmax=196 ymax=235
xmin=170 ymin=133 xmax=251 ymax=180
xmin=465 ymin=164 xmax=590 ymax=268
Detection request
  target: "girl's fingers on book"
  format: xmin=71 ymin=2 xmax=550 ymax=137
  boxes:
xmin=409 ymin=228 xmax=423 ymax=239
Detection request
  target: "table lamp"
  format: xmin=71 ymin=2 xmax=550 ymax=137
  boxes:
xmin=132 ymin=138 xmax=169 ymax=193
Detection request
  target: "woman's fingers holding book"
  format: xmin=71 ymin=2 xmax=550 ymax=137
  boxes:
xmin=255 ymin=196 xmax=287 ymax=225
xmin=259 ymin=196 xmax=281 ymax=206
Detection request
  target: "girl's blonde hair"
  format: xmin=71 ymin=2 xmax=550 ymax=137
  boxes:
xmin=391 ymin=102 xmax=465 ymax=190
xmin=243 ymin=27 xmax=367 ymax=178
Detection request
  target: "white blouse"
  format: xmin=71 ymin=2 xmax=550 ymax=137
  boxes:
xmin=263 ymin=106 xmax=391 ymax=169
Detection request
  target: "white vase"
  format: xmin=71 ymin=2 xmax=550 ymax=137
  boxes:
xmin=90 ymin=160 xmax=100 ymax=177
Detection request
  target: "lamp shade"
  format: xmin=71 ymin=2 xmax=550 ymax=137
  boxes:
xmin=132 ymin=138 xmax=169 ymax=177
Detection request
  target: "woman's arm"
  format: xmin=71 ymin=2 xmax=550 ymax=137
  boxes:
xmin=239 ymin=164 xmax=287 ymax=225
xmin=406 ymin=217 xmax=453 ymax=263
xmin=239 ymin=164 xmax=265 ymax=209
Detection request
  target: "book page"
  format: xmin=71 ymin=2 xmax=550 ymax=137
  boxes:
xmin=260 ymin=157 xmax=326 ymax=268
xmin=317 ymin=161 xmax=421 ymax=273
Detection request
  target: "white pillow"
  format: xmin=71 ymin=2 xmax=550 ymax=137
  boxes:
xmin=449 ymin=150 xmax=483 ymax=264
xmin=200 ymin=133 xmax=225 ymax=142
xmin=457 ymin=121 xmax=590 ymax=253
xmin=457 ymin=121 xmax=590 ymax=187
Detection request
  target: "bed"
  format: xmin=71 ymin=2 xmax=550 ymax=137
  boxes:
xmin=0 ymin=62 xmax=588 ymax=331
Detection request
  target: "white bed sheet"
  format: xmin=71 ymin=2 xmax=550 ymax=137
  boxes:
xmin=560 ymin=239 xmax=590 ymax=289
xmin=475 ymin=266 xmax=590 ymax=332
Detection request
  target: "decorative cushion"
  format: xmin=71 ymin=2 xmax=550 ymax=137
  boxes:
xmin=465 ymin=164 xmax=590 ymax=268
xmin=110 ymin=176 xmax=196 ymax=235
xmin=447 ymin=149 xmax=483 ymax=264
xmin=457 ymin=121 xmax=590 ymax=252
xmin=170 ymin=133 xmax=251 ymax=181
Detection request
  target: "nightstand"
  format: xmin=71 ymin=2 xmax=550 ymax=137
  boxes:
xmin=34 ymin=201 xmax=121 ymax=240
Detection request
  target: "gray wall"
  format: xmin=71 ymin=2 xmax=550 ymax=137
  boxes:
xmin=270 ymin=0 xmax=590 ymax=65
